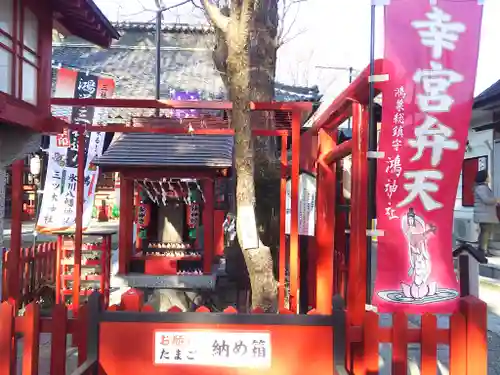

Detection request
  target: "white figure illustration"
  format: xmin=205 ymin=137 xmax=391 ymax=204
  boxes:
xmin=400 ymin=208 xmax=438 ymax=300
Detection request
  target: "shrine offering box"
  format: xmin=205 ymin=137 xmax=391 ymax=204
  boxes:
xmin=144 ymin=256 xmax=178 ymax=275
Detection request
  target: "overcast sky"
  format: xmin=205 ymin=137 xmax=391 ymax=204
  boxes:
xmin=94 ymin=0 xmax=500 ymax=99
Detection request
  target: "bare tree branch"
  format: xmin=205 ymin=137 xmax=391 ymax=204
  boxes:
xmin=123 ymin=0 xmax=195 ymax=22
xmin=241 ymin=0 xmax=256 ymax=23
xmin=277 ymin=27 xmax=307 ymax=48
xmin=277 ymin=0 xmax=307 ymax=48
xmin=200 ymin=0 xmax=230 ymax=33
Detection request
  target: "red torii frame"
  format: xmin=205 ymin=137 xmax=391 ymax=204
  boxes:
xmin=48 ymin=98 xmax=311 ymax=312
xmin=301 ymin=59 xmax=384 ymax=318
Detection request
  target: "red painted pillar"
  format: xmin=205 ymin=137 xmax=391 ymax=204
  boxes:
xmin=315 ymin=129 xmax=336 ymax=314
xmin=279 ymin=135 xmax=288 ymax=310
xmin=134 ymin=184 xmax=142 ymax=252
xmin=202 ymin=179 xmax=214 ymax=274
xmin=55 ymin=235 xmax=62 ymax=304
xmin=8 ymin=159 xmax=23 ymax=308
xmin=347 ymin=103 xmax=369 ymax=325
xmin=118 ymin=175 xmax=134 ymax=274
xmin=213 ymin=210 xmax=225 ymax=257
xmin=289 ymin=111 xmax=301 ymax=313
xmin=73 ymin=130 xmax=86 ymax=310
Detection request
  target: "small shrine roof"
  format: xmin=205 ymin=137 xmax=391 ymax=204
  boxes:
xmin=52 ymin=0 xmax=120 ymax=48
xmin=93 ymin=133 xmax=233 ymax=169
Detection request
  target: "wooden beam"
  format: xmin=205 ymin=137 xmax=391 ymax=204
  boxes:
xmin=51 ymin=98 xmax=233 ymax=110
xmin=306 ymin=59 xmax=385 ymax=132
xmin=8 ymin=160 xmax=23 ymax=308
xmin=62 ymin=124 xmax=290 ymax=137
xmin=250 ymin=102 xmax=313 ymax=111
xmin=320 ymin=140 xmax=353 ymax=165
xmin=0 ymin=93 xmax=44 ymax=132
xmin=50 ymin=98 xmax=315 ymax=113
xmin=202 ymin=179 xmax=214 ymax=274
xmin=119 ymin=169 xmax=224 ymax=180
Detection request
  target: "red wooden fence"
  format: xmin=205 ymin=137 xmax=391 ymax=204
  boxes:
xmin=345 ymin=296 xmax=487 ymax=374
xmin=0 ymin=290 xmax=488 ymax=375
xmin=1 ymin=241 xmax=57 ymax=307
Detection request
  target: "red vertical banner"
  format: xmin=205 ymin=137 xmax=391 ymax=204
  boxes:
xmin=373 ymin=1 xmax=484 ymax=313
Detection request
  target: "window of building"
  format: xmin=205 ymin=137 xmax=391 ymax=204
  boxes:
xmin=0 ymin=0 xmax=39 ymax=105
xmin=97 ymin=172 xmax=116 ymax=191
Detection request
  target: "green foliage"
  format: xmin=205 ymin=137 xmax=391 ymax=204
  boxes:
xmin=138 ymin=228 xmax=148 ymax=239
xmin=111 ymin=204 xmax=120 ymax=219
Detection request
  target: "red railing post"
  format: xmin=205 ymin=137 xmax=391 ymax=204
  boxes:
xmin=315 ymin=129 xmax=336 ymax=315
xmin=289 ymin=110 xmax=301 ymax=313
xmin=55 ymin=238 xmax=62 ymax=304
xmin=9 ymin=159 xmax=24 ymax=309
xmin=50 ymin=304 xmax=68 ymax=375
xmin=1 ymin=250 xmax=8 ymax=301
xmin=50 ymin=241 xmax=57 ymax=283
xmin=450 ymin=310 xmax=467 ymax=374
xmin=278 ymin=135 xmax=288 ymax=310
xmin=22 ymin=303 xmax=41 ymax=375
xmin=460 ymin=296 xmax=488 ymax=375
xmin=0 ymin=301 xmax=15 ymax=374
xmin=202 ymin=178 xmax=214 ymax=274
xmin=392 ymin=312 xmax=408 ymax=374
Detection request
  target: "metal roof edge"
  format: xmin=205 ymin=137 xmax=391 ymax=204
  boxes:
xmin=84 ymin=0 xmax=121 ymax=40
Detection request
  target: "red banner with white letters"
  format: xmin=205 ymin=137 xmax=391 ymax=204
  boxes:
xmin=373 ymin=1 xmax=484 ymax=313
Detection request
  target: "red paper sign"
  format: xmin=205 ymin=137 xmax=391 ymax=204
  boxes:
xmin=373 ymin=1 xmax=484 ymax=313
xmin=56 ymin=128 xmax=70 ymax=148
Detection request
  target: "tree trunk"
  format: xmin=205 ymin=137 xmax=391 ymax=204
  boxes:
xmin=226 ymin=20 xmax=278 ymax=313
xmin=250 ymin=0 xmax=281 ymax=265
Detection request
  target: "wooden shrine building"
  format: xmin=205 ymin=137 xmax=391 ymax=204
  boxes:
xmin=0 ymin=0 xmax=119 ymax=305
xmin=93 ymin=132 xmax=232 ymax=285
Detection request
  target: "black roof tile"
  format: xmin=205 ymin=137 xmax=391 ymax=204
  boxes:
xmin=51 ymin=23 xmax=321 ymax=120
xmin=474 ymin=80 xmax=500 ymax=109
xmin=93 ymin=133 xmax=233 ymax=168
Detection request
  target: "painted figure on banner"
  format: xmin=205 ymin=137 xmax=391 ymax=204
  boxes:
xmin=377 ymin=208 xmax=459 ymax=304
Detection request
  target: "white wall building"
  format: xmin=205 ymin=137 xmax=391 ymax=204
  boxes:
xmin=453 ymin=80 xmax=500 ymax=245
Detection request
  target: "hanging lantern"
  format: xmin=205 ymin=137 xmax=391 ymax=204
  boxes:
xmin=137 ymin=202 xmax=150 ymax=229
xmin=186 ymin=202 xmax=200 ymax=229
xmin=30 ymin=154 xmax=41 ymax=177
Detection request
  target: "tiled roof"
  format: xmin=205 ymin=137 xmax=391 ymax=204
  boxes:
xmin=93 ymin=133 xmax=233 ymax=168
xmin=474 ymin=80 xmax=500 ymax=109
xmin=52 ymin=0 xmax=119 ymax=48
xmin=51 ymin=23 xmax=321 ymax=120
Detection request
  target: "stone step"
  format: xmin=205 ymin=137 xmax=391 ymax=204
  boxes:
xmin=453 ymin=257 xmax=500 ymax=280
